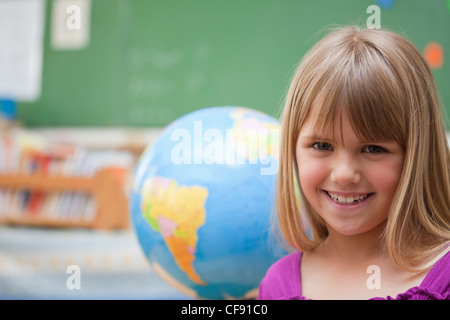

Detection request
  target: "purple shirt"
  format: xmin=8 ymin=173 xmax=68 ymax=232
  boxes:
xmin=258 ymin=250 xmax=450 ymax=300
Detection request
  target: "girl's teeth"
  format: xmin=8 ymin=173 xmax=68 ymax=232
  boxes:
xmin=327 ymin=192 xmax=369 ymax=205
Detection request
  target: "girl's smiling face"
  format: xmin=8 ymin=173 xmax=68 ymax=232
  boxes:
xmin=296 ymin=109 xmax=405 ymax=236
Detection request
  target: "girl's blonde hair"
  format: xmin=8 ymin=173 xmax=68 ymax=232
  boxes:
xmin=277 ymin=26 xmax=450 ymax=272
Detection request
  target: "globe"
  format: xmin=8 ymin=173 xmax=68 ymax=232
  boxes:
xmin=130 ymin=106 xmax=287 ymax=299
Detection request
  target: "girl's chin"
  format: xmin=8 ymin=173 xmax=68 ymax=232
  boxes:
xmin=325 ymin=219 xmax=388 ymax=238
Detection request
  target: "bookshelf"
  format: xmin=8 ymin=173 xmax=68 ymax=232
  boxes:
xmin=0 ymin=168 xmax=130 ymax=230
xmin=0 ymin=128 xmax=137 ymax=230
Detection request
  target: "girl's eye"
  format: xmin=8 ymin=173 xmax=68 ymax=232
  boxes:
xmin=312 ymin=142 xmax=333 ymax=151
xmin=364 ymin=145 xmax=385 ymax=154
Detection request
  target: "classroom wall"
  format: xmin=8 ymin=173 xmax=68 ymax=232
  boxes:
xmin=11 ymin=0 xmax=450 ymax=128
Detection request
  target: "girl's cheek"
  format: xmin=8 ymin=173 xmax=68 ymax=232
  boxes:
xmin=297 ymin=157 xmax=328 ymax=190
xmin=364 ymin=162 xmax=403 ymax=194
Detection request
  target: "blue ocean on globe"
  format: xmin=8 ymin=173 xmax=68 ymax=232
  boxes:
xmin=130 ymin=106 xmax=288 ymax=299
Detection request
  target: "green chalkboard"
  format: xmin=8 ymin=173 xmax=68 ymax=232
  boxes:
xmin=18 ymin=0 xmax=450 ymax=128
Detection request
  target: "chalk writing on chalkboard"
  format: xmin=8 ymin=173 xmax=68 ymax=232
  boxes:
xmin=127 ymin=42 xmax=212 ymax=123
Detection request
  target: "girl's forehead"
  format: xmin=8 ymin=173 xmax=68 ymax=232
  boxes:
xmin=298 ymin=108 xmax=405 ymax=153
xmin=297 ymin=95 xmax=406 ymax=146
xmin=298 ymin=103 xmax=394 ymax=145
xmin=300 ymin=107 xmax=351 ymax=140
xmin=299 ymin=99 xmax=343 ymax=135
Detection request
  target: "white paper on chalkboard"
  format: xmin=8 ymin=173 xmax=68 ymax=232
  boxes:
xmin=0 ymin=0 xmax=45 ymax=102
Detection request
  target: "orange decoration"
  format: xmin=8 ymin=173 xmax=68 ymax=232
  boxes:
xmin=424 ymin=42 xmax=444 ymax=69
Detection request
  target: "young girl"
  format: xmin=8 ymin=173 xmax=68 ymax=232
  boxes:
xmin=259 ymin=26 xmax=450 ymax=300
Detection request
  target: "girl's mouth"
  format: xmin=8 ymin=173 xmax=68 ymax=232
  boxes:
xmin=324 ymin=191 xmax=373 ymax=205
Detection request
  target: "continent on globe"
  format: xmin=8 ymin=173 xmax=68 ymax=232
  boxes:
xmin=230 ymin=107 xmax=280 ymax=163
xmin=141 ymin=177 xmax=208 ymax=285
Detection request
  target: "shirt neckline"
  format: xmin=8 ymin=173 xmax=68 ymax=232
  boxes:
xmin=296 ymin=249 xmax=449 ymax=300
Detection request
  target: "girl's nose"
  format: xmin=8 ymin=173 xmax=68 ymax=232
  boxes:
xmin=329 ymin=154 xmax=361 ymax=186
